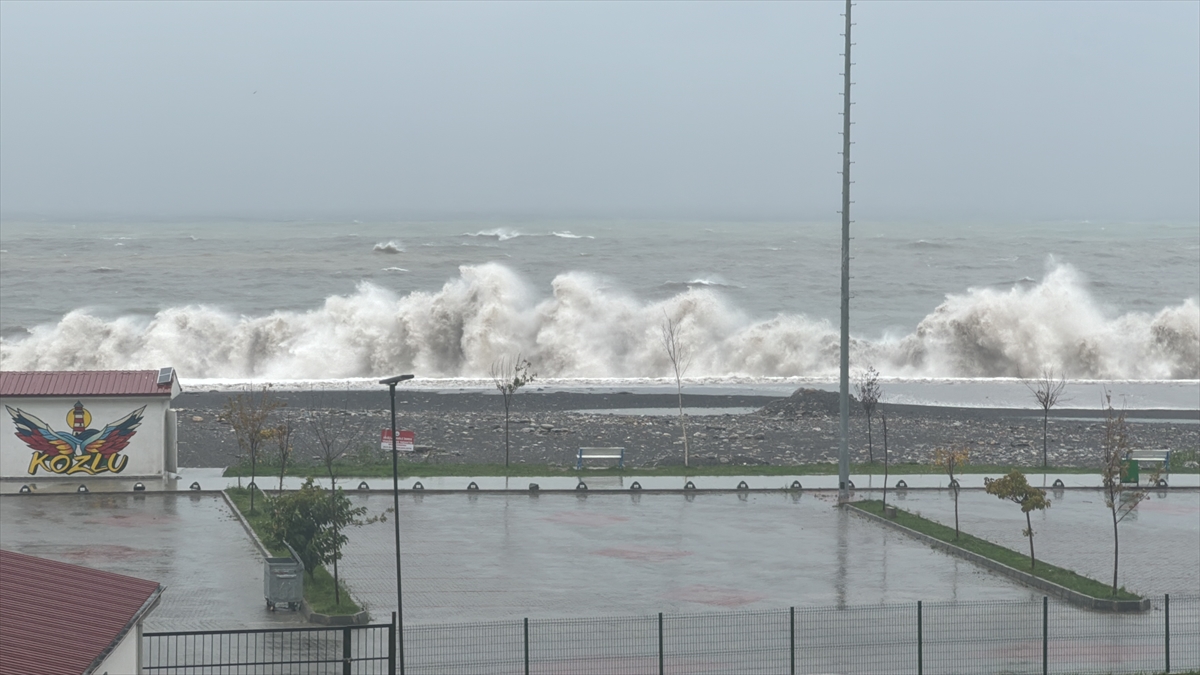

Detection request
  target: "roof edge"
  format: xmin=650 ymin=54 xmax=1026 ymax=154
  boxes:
xmin=82 ymin=584 xmax=164 ymax=675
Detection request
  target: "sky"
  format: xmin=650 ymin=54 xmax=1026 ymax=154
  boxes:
xmin=1 ymin=1 xmax=1197 ymax=222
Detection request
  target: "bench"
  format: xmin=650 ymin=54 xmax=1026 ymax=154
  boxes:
xmin=577 ymin=447 xmax=625 ymax=471
xmin=1126 ymin=449 xmax=1171 ymax=484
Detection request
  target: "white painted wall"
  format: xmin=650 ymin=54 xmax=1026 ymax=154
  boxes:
xmin=94 ymin=621 xmax=140 ymax=675
xmin=0 ymin=396 xmax=172 ymax=479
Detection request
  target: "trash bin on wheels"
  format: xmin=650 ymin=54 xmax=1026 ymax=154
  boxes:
xmin=264 ymin=540 xmax=305 ymax=611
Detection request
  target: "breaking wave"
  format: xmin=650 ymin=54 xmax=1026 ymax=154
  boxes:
xmin=1 ymin=263 xmax=1196 ymax=380
xmin=372 ymin=241 xmax=404 ymax=254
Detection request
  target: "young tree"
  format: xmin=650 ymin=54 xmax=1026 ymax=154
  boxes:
xmin=223 ymin=385 xmax=283 ymax=514
xmin=880 ymin=405 xmax=890 ymax=508
xmin=491 ymin=354 xmax=535 ymax=471
xmin=984 ymin=470 xmax=1051 ymax=570
xmin=303 ymin=401 xmax=369 ymax=602
xmin=265 ymin=477 xmax=376 ymax=608
xmin=933 ymin=447 xmax=970 ymax=539
xmin=854 ymin=366 xmax=881 ymax=463
xmin=660 ymin=316 xmax=694 ymax=467
xmin=270 ymin=413 xmax=294 ymax=493
xmin=1099 ymin=390 xmax=1154 ymax=597
xmin=1025 ymin=368 xmax=1066 ymax=468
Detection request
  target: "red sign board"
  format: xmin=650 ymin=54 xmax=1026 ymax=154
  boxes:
xmin=381 ymin=429 xmax=415 ymax=452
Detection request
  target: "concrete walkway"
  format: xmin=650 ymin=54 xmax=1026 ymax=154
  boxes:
xmin=0 ymin=493 xmax=306 ymax=631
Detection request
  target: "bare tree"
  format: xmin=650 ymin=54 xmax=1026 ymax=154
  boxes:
xmin=491 ymin=354 xmax=536 ymax=471
xmin=855 ymin=366 xmax=881 ymax=463
xmin=880 ymin=405 xmax=890 ymax=509
xmin=270 ymin=413 xmax=294 ymax=493
xmin=303 ymin=402 xmax=369 ymax=607
xmin=661 ymin=316 xmax=694 ymax=467
xmin=1099 ymin=390 xmax=1155 ymax=597
xmin=223 ymin=385 xmax=283 ymax=514
xmin=934 ymin=447 xmax=970 ymax=539
xmin=1025 ymin=368 xmax=1066 ymax=468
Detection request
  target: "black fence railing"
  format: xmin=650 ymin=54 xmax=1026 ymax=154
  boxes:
xmin=143 ymin=620 xmax=394 ymax=674
xmin=143 ymin=595 xmax=1197 ymax=674
xmin=402 ymin=594 xmax=1196 ymax=675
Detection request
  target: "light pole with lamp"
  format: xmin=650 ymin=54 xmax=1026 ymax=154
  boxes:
xmin=379 ymin=373 xmax=414 ymax=674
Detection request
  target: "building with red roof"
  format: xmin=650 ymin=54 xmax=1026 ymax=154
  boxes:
xmin=0 ymin=369 xmax=181 ymax=487
xmin=0 ymin=549 xmax=163 ymax=675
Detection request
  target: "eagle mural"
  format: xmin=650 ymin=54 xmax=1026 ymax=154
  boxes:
xmin=7 ymin=402 xmax=144 ymax=475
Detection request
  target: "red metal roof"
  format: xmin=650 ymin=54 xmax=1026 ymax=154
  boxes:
xmin=0 ymin=549 xmax=163 ymax=675
xmin=0 ymin=370 xmax=175 ymax=397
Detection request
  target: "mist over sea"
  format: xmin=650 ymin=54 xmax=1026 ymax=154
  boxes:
xmin=1 ymin=220 xmax=1197 ymax=389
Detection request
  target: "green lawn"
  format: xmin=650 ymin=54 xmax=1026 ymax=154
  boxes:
xmin=225 ymin=487 xmax=362 ymax=616
xmin=223 ymin=459 xmax=1122 ymax=479
xmin=850 ymin=499 xmax=1141 ymax=602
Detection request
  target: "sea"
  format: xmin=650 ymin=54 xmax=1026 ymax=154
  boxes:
xmin=1 ymin=219 xmax=1197 ymax=409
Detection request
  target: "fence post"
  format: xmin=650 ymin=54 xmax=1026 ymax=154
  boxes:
xmin=524 ymin=617 xmax=530 ymax=675
xmin=389 ymin=612 xmax=397 ymax=675
xmin=1165 ymin=593 xmax=1170 ymax=674
xmin=789 ymin=606 xmax=795 ymax=675
xmin=917 ymin=601 xmax=922 ymax=675
xmin=658 ymin=612 xmax=664 ymax=675
xmin=343 ymin=626 xmax=352 ymax=675
xmin=1042 ymin=596 xmax=1048 ymax=675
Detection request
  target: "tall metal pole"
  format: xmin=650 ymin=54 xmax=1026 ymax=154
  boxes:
xmin=380 ymin=373 xmax=414 ymax=675
xmin=838 ymin=0 xmax=854 ymax=503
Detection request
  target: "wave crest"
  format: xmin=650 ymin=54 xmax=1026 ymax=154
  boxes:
xmin=1 ymin=263 xmax=1196 ymax=380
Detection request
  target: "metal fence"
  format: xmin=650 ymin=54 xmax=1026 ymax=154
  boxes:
xmin=142 ymin=595 xmax=1198 ymax=674
xmin=143 ymin=621 xmax=394 ymax=674
xmin=403 ymin=594 xmax=1197 ymax=675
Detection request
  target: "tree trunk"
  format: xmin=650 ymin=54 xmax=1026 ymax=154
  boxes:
xmin=881 ymin=408 xmax=888 ymax=508
xmin=250 ymin=448 xmax=257 ymax=513
xmin=866 ymin=414 xmax=873 ymax=463
xmin=329 ymin=474 xmax=340 ymax=606
xmin=503 ymin=396 xmax=511 ymax=471
xmin=677 ymin=383 xmax=688 ymax=467
xmin=1111 ymin=507 xmax=1120 ymax=596
xmin=953 ymin=489 xmax=960 ymax=539
xmin=1042 ymin=410 xmax=1049 ymax=468
xmin=1026 ymin=510 xmax=1036 ymax=570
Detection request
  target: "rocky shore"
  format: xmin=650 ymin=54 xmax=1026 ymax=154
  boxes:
xmin=174 ymin=388 xmax=1199 ymax=471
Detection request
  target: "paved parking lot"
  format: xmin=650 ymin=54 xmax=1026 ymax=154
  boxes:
xmin=339 ymin=491 xmax=1044 ymax=625
xmin=0 ymin=492 xmax=305 ymax=631
xmin=886 ymin=488 xmax=1200 ymax=595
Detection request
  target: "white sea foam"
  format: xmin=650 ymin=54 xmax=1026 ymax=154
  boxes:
xmin=552 ymin=231 xmax=594 ymax=239
xmin=381 ymin=267 xmax=409 ymax=273
xmin=463 ymin=228 xmax=523 ymax=241
xmin=373 ymin=241 xmax=404 ymax=254
xmin=1 ymin=262 xmax=1196 ymax=381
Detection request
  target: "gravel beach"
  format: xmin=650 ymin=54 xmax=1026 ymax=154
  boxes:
xmin=174 ymin=388 xmax=1199 ymax=471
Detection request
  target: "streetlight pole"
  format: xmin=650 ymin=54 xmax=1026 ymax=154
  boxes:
xmin=379 ymin=373 xmax=414 ymax=675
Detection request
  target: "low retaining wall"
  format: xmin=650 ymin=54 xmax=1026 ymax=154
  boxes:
xmin=846 ymin=503 xmax=1151 ymax=613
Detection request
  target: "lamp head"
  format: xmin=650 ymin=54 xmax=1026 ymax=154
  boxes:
xmin=379 ymin=374 xmax=415 ymax=386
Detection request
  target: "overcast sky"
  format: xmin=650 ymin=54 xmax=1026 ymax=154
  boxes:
xmin=1 ymin=1 xmax=1197 ymax=222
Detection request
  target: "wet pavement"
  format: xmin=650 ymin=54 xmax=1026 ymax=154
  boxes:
xmin=883 ymin=489 xmax=1200 ymax=595
xmin=338 ymin=491 xmax=1045 ymax=625
xmin=0 ymin=493 xmax=306 ymax=631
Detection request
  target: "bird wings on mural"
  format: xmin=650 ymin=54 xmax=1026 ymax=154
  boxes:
xmin=6 ymin=405 xmax=146 ymax=457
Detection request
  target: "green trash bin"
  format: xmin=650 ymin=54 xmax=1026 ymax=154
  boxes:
xmin=1120 ymin=456 xmax=1139 ymax=484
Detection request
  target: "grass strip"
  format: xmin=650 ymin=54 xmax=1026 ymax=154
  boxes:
xmin=851 ymin=499 xmax=1141 ymax=602
xmin=224 ymin=461 xmax=1123 ymax=479
xmin=225 ymin=487 xmax=362 ymax=616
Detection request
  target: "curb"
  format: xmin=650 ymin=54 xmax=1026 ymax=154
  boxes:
xmin=220 ymin=490 xmax=371 ymax=625
xmin=845 ymin=503 xmax=1151 ymax=613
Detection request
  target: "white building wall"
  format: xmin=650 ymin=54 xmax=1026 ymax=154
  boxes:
xmin=0 ymin=396 xmax=171 ymax=479
xmin=93 ymin=622 xmax=140 ymax=675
